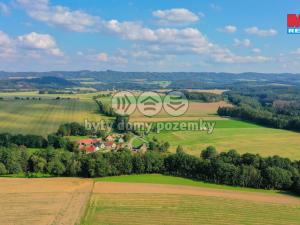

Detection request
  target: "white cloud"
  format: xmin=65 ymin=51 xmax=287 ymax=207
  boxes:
xmin=96 ymin=52 xmax=108 ymax=62
xmin=0 ymin=31 xmax=15 ymax=58
xmin=16 ymin=0 xmax=271 ymax=66
xmin=0 ymin=31 xmax=12 ymax=46
xmin=218 ymin=25 xmax=237 ymax=33
xmin=153 ymin=8 xmax=199 ymax=25
xmin=234 ymin=38 xmax=251 ymax=47
xmin=245 ymin=26 xmax=277 ymax=37
xmin=17 ymin=0 xmax=100 ymax=32
xmin=17 ymin=32 xmax=63 ymax=56
xmin=0 ymin=2 xmax=9 ymax=15
xmin=252 ymin=48 xmax=261 ymax=53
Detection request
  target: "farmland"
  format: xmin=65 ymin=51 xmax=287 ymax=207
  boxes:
xmin=1 ymin=175 xmax=299 ymax=225
xmin=81 ymin=175 xmax=300 ymax=225
xmin=0 ymin=92 xmax=110 ymax=136
xmin=149 ymin=119 xmax=300 ymax=159
xmin=0 ymin=178 xmax=93 ymax=225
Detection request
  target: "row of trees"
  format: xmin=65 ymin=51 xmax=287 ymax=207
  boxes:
xmin=183 ymin=91 xmax=223 ymax=102
xmin=218 ymin=91 xmax=300 ymax=131
xmin=218 ymin=106 xmax=300 ymax=132
xmin=95 ymin=99 xmax=116 ymax=117
xmin=0 ymin=144 xmax=299 ymax=195
xmin=0 ymin=122 xmax=87 ymax=149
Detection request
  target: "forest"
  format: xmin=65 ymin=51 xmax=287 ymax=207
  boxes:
xmin=218 ymin=86 xmax=300 ymax=131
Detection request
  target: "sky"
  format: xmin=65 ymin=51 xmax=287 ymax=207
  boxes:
xmin=0 ymin=0 xmax=299 ymax=72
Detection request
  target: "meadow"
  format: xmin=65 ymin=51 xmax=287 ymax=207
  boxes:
xmin=94 ymin=174 xmax=281 ymax=193
xmin=82 ymin=175 xmax=300 ymax=225
xmin=149 ymin=119 xmax=300 ymax=159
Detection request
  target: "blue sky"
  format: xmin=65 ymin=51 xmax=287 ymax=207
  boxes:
xmin=0 ymin=0 xmax=299 ymax=72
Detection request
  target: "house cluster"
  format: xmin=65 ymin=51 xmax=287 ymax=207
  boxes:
xmin=76 ymin=135 xmax=125 ymax=153
xmin=76 ymin=134 xmax=148 ymax=154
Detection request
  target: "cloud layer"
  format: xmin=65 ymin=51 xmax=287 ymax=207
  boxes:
xmin=153 ymin=8 xmax=199 ymax=25
xmin=245 ymin=26 xmax=277 ymax=37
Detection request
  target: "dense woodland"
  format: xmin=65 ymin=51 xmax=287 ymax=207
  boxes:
xmin=0 ymin=144 xmax=299 ymax=195
xmin=218 ymin=86 xmax=300 ymax=131
xmin=183 ymin=91 xmax=223 ymax=102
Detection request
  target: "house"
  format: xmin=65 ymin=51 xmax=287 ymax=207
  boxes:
xmin=99 ymin=143 xmax=106 ymax=149
xmin=105 ymin=141 xmax=117 ymax=149
xmin=105 ymin=135 xmax=114 ymax=142
xmin=117 ymin=137 xmax=124 ymax=143
xmin=84 ymin=145 xmax=98 ymax=153
xmin=76 ymin=138 xmax=100 ymax=153
xmin=76 ymin=139 xmax=98 ymax=148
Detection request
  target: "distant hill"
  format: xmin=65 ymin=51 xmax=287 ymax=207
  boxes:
xmin=0 ymin=71 xmax=300 ymax=90
xmin=0 ymin=76 xmax=75 ymax=90
xmin=27 ymin=76 xmax=75 ymax=87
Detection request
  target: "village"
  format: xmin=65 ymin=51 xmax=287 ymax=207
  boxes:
xmin=76 ymin=133 xmax=148 ymax=154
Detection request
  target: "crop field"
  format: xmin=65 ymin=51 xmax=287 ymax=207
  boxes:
xmin=149 ymin=119 xmax=300 ymax=159
xmin=0 ymin=178 xmax=93 ymax=225
xmin=81 ymin=175 xmax=300 ymax=225
xmin=130 ymin=101 xmax=231 ymax=122
xmin=0 ymin=97 xmax=108 ymax=136
xmin=0 ymin=175 xmax=299 ymax=225
xmin=99 ymin=92 xmax=231 ymax=121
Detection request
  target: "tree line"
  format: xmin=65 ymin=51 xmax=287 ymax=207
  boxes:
xmin=183 ymin=91 xmax=223 ymax=102
xmin=0 ymin=122 xmax=87 ymax=149
xmin=218 ymin=91 xmax=300 ymax=132
xmin=0 ymin=143 xmax=299 ymax=195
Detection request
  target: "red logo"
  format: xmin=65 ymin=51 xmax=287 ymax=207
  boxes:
xmin=287 ymin=14 xmax=300 ymax=27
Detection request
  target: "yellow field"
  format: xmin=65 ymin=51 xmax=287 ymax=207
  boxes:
xmin=0 ymin=178 xmax=93 ymax=225
xmin=130 ymin=101 xmax=231 ymax=122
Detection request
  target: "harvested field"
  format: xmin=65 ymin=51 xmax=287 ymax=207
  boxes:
xmin=130 ymin=101 xmax=231 ymax=122
xmin=82 ymin=182 xmax=300 ymax=225
xmin=0 ymin=178 xmax=94 ymax=225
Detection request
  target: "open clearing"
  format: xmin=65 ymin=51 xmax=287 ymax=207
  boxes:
xmin=0 ymin=178 xmax=94 ymax=225
xmin=82 ymin=180 xmax=300 ymax=225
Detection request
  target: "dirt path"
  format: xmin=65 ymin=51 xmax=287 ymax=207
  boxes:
xmin=94 ymin=182 xmax=300 ymax=205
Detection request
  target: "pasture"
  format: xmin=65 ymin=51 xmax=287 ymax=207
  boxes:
xmin=82 ymin=175 xmax=300 ymax=225
xmin=0 ymin=178 xmax=93 ymax=225
xmin=149 ymin=119 xmax=300 ymax=159
xmin=0 ymin=92 xmax=109 ymax=136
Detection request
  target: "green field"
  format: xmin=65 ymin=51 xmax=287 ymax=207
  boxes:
xmin=82 ymin=175 xmax=300 ymax=225
xmin=0 ymin=97 xmax=108 ymax=136
xmin=95 ymin=174 xmax=280 ymax=194
xmin=82 ymin=193 xmax=300 ymax=225
xmin=149 ymin=119 xmax=300 ymax=159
